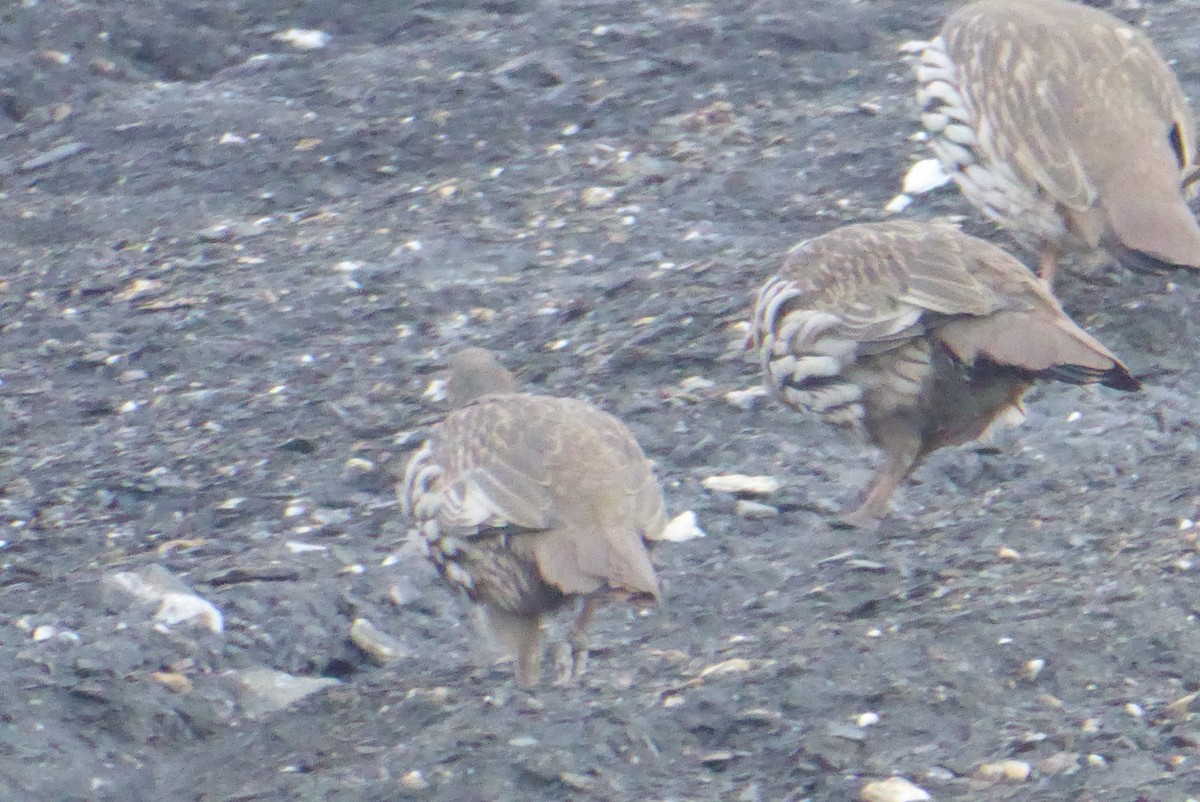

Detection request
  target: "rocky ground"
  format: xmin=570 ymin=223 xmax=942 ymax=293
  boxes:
xmin=3 ymin=0 xmax=1200 ymax=800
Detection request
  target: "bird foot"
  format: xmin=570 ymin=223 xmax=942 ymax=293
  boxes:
xmin=551 ymin=636 xmax=589 ymax=686
xmin=832 ymin=506 xmax=882 ymax=532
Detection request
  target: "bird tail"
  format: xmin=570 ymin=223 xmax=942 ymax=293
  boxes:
xmin=938 ymin=311 xmax=1141 ymax=392
xmin=1102 ymin=163 xmax=1200 ymax=272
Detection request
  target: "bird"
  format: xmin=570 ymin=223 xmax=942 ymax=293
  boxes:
xmin=752 ymin=221 xmax=1141 ymax=528
xmin=401 ymin=348 xmax=667 ymax=686
xmin=908 ymin=0 xmax=1200 ymax=284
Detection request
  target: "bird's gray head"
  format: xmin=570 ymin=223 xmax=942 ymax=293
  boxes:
xmin=446 ymin=347 xmax=519 ymax=406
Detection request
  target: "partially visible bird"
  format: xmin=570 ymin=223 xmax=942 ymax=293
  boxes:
xmin=909 ymin=0 xmax=1200 ymax=284
xmin=752 ymin=221 xmax=1140 ymax=527
xmin=402 ymin=348 xmax=666 ymax=686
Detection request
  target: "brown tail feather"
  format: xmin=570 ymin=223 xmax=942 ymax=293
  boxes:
xmin=529 ymin=528 xmax=661 ymax=600
xmin=937 ymin=311 xmax=1139 ymax=391
xmin=1103 ymin=172 xmax=1200 ymax=271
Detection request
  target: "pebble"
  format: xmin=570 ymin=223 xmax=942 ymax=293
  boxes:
xmin=679 ymin=376 xmax=716 ymax=392
xmin=702 ymin=474 xmax=780 ymax=495
xmin=233 ymin=667 xmax=341 ymax=718
xmin=724 ymin=386 xmax=770 ymax=410
xmin=699 ymin=658 xmax=753 ymax=678
xmin=860 ymin=776 xmax=931 ymax=802
xmin=106 ymin=565 xmax=224 ymax=633
xmin=657 ymin=510 xmax=706 ymax=542
xmin=580 ymin=186 xmax=617 ymax=207
xmin=1038 ymin=752 xmax=1081 ymax=776
xmin=900 ymin=158 xmax=951 ymax=194
xmin=1166 ymin=691 xmax=1198 ymax=720
xmin=273 ymin=28 xmax=331 ymax=49
xmin=152 ymin=671 xmax=193 ymax=694
xmin=20 ymin=141 xmax=90 ymax=172
xmin=349 ymin=617 xmax=405 ymax=665
xmin=975 ymin=759 xmax=1032 ymax=782
xmin=401 ymin=770 xmax=429 ymax=790
xmin=735 ymin=499 xmax=779 ymax=519
xmin=1021 ymin=658 xmax=1046 ymax=680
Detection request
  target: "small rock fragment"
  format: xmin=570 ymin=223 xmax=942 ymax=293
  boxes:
xmin=152 ymin=671 xmax=193 ymax=693
xmin=233 ymin=668 xmax=340 ymax=718
xmin=829 ymin=723 xmax=867 ymax=742
xmin=401 ymin=770 xmax=429 ymax=790
xmin=343 ymin=457 xmax=375 ymax=474
xmin=273 ymin=28 xmax=330 ymax=49
xmin=857 ymin=712 xmax=880 ymax=727
xmin=901 ymin=158 xmax=952 ymax=194
xmin=860 ymin=777 xmax=931 ymax=802
xmin=699 ymin=658 xmax=752 ymax=678
xmin=736 ymin=499 xmax=779 ymax=519
xmin=32 ymin=625 xmax=56 ymax=642
xmin=580 ymin=186 xmax=617 ymax=207
xmin=702 ymin=474 xmax=780 ymax=495
xmin=679 ymin=376 xmax=716 ymax=392
xmin=1166 ymin=691 xmax=1198 ymax=720
xmin=20 ymin=141 xmax=90 ymax=172
xmin=1038 ymin=752 xmax=1080 ymax=776
xmin=349 ymin=617 xmax=405 ymax=665
xmin=975 ymin=759 xmax=1032 ymax=782
xmin=1021 ymin=658 xmax=1046 ymax=680
xmin=106 ymin=565 xmax=224 ymax=633
xmin=883 ymin=194 xmax=913 ymax=214
xmin=286 ymin=541 xmax=327 ymax=554
xmin=656 ymin=510 xmax=705 ymax=542
xmin=724 ymin=386 xmax=770 ymax=410
xmin=423 ymin=379 xmax=448 ymax=402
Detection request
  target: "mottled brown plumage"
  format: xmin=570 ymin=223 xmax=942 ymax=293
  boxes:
xmin=910 ymin=0 xmax=1200 ymax=283
xmin=753 ymin=221 xmax=1140 ymax=526
xmin=402 ymin=349 xmax=666 ymax=686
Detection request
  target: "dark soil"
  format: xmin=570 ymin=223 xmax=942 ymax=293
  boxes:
xmin=3 ymin=1 xmax=1200 ymax=800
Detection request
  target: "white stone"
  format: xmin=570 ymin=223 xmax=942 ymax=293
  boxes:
xmin=901 ymin=158 xmax=952 ymax=194
xmin=735 ymin=500 xmax=779 ymax=519
xmin=702 ymin=474 xmax=780 ymax=495
xmin=975 ymin=759 xmax=1032 ymax=782
xmin=860 ymin=777 xmax=931 ymax=802
xmin=273 ymin=28 xmax=331 ymax=49
xmin=656 ymin=510 xmax=705 ymax=542
xmin=724 ymin=386 xmax=770 ymax=410
xmin=233 ymin=668 xmax=340 ymax=718
xmin=107 ymin=566 xmax=224 ymax=633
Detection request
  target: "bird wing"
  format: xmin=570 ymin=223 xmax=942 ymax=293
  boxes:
xmin=777 ymin=221 xmax=1008 ymax=349
xmin=942 ymin=2 xmax=1099 ymax=209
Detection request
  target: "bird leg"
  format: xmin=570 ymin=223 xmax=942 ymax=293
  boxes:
xmin=484 ymin=604 xmax=545 ymax=687
xmin=838 ymin=451 xmax=917 ymax=529
xmin=1037 ymin=244 xmax=1060 ymax=287
xmin=554 ymin=597 xmax=601 ymax=685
